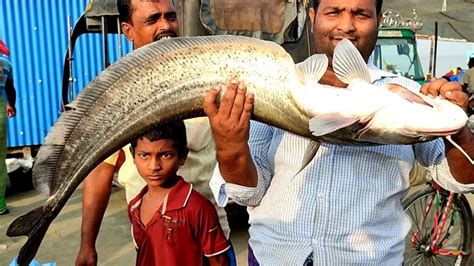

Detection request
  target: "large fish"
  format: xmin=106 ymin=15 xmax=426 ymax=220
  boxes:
xmin=6 ymin=35 xmax=468 ymax=265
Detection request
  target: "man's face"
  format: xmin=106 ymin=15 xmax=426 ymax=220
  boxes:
xmin=122 ymin=0 xmax=179 ymax=49
xmin=310 ymin=0 xmax=380 ymax=65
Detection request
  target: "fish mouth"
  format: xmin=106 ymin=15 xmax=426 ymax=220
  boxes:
xmin=154 ymin=31 xmax=178 ymax=41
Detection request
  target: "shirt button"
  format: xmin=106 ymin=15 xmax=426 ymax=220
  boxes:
xmin=312 ymin=239 xmax=319 ymax=245
xmin=317 ymin=192 xmax=324 ymax=199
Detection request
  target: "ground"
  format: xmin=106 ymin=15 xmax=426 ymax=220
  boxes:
xmin=0 ymin=183 xmax=473 ymax=265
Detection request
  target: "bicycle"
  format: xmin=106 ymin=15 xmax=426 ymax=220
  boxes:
xmin=402 ymin=180 xmax=473 ymax=265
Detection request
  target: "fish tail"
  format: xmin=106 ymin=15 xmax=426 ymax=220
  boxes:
xmin=7 ymin=206 xmax=52 ymax=266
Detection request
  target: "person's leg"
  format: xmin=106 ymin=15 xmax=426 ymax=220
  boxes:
xmin=0 ymin=97 xmax=8 ymax=214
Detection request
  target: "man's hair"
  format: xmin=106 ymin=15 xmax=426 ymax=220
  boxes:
xmin=312 ymin=0 xmax=384 ymax=15
xmin=117 ymin=0 xmax=176 ymax=24
xmin=469 ymin=57 xmax=474 ymax=69
xmin=117 ymin=0 xmax=132 ymax=24
xmin=130 ymin=120 xmax=188 ymax=157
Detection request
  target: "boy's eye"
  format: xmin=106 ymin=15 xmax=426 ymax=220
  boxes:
xmin=161 ymin=153 xmax=172 ymax=158
xmin=139 ymin=153 xmax=148 ymax=159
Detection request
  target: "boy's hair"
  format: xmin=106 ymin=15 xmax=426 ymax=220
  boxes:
xmin=130 ymin=120 xmax=187 ymax=157
xmin=312 ymin=0 xmax=384 ymax=15
xmin=469 ymin=57 xmax=474 ymax=69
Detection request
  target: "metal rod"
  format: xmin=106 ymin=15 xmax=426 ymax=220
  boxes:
xmin=117 ymin=17 xmax=122 ymax=58
xmin=101 ymin=16 xmax=109 ymax=68
xmin=433 ymin=21 xmax=438 ymax=77
xmin=180 ymin=0 xmax=185 ymax=36
xmin=67 ymin=15 xmax=74 ymax=102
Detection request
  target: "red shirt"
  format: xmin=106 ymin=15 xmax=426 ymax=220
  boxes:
xmin=128 ymin=177 xmax=229 ymax=266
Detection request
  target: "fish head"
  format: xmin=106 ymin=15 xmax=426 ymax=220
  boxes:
xmin=359 ymin=97 xmax=468 ymax=143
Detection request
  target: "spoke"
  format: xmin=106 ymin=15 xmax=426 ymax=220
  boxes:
xmin=422 ymin=195 xmax=435 ymax=238
xmin=433 ymin=255 xmax=445 ymax=265
xmin=405 ymin=249 xmax=422 ymax=258
xmin=408 ymin=194 xmax=432 ymax=240
xmin=404 ymin=252 xmax=425 ymax=264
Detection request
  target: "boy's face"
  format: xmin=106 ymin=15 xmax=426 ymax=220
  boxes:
xmin=133 ymin=137 xmax=186 ymax=188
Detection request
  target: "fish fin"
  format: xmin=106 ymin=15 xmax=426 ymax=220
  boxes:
xmin=309 ymin=114 xmax=359 ymax=136
xmin=333 ymin=39 xmax=371 ymax=84
xmin=445 ymin=135 xmax=474 ymax=165
xmin=293 ymin=141 xmax=321 ymax=178
xmin=297 ymin=54 xmax=328 ymax=82
xmin=7 ymin=206 xmax=52 ymax=266
xmin=383 ymin=83 xmax=434 ymax=107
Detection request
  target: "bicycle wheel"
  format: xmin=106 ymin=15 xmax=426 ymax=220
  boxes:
xmin=402 ymin=185 xmax=472 ymax=265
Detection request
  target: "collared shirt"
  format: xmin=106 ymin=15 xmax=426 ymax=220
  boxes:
xmin=128 ymin=177 xmax=230 ymax=266
xmin=210 ymin=64 xmax=474 ymax=265
xmin=105 ymin=118 xmax=231 ymax=238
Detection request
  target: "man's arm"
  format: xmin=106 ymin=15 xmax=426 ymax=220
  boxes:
xmin=75 ymin=162 xmax=115 ymax=266
xmin=203 ymin=80 xmax=257 ymax=187
xmin=444 ymin=126 xmax=474 ymax=184
xmin=420 ymin=79 xmax=474 ymax=184
xmin=5 ymin=78 xmax=16 ymax=117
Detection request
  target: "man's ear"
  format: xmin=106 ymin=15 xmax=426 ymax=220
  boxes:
xmin=377 ymin=13 xmax=383 ymax=28
xmin=121 ymin=22 xmax=134 ymax=42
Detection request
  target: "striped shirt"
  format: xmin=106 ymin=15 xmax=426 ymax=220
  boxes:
xmin=210 ymin=65 xmax=474 ymax=265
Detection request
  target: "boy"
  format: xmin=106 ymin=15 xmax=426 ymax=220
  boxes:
xmin=128 ymin=121 xmax=230 ymax=266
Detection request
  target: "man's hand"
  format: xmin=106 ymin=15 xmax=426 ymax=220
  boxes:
xmin=76 ymin=162 xmax=115 ymax=265
xmin=6 ymin=103 xmax=15 ymax=118
xmin=203 ymin=80 xmax=254 ymax=158
xmin=75 ymin=243 xmax=98 ymax=266
xmin=421 ymin=79 xmax=474 ymax=183
xmin=420 ymin=78 xmax=468 ymax=111
xmin=203 ymin=80 xmax=257 ymax=187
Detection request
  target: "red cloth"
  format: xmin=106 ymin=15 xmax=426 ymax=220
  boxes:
xmin=128 ymin=177 xmax=229 ymax=266
xmin=0 ymin=40 xmax=10 ymax=56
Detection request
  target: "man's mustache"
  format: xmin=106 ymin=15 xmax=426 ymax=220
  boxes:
xmin=154 ymin=30 xmax=178 ymax=41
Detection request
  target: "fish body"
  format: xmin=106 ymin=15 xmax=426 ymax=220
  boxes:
xmin=6 ymin=36 xmax=468 ymax=265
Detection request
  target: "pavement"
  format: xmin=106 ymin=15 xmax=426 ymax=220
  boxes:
xmin=0 ymin=182 xmax=472 ymax=265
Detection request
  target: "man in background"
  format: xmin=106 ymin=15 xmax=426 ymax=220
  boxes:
xmin=0 ymin=39 xmax=17 ymax=215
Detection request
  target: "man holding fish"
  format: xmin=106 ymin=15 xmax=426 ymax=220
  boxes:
xmin=204 ymin=0 xmax=474 ymax=264
xmin=75 ymin=0 xmax=230 ymax=265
